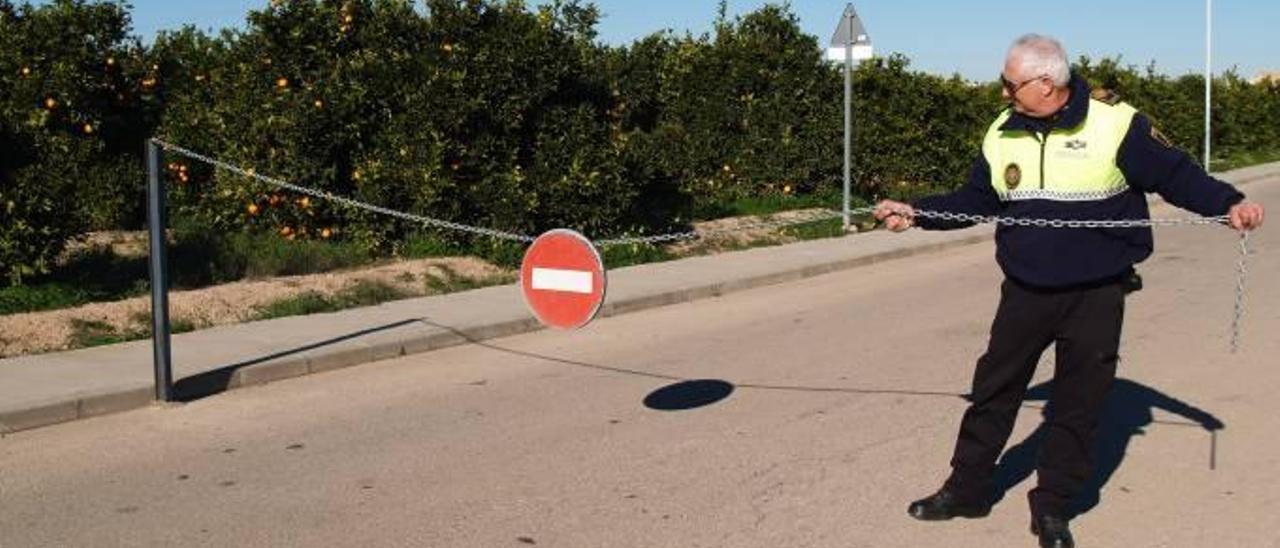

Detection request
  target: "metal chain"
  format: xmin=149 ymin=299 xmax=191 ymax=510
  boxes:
xmin=156 ymin=141 xmax=1253 ymax=349
xmin=1231 ymin=231 xmax=1251 ymax=354
xmin=154 ymin=140 xmax=537 ymax=243
xmin=157 ymin=141 xmax=1234 ymax=242
xmin=594 ymin=208 xmax=871 ymax=247
xmin=883 ymin=205 xmax=1253 ymax=352
xmin=909 ymin=208 xmax=1230 ymax=228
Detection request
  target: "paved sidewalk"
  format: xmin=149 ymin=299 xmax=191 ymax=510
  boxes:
xmin=2 ymin=163 xmax=1276 ymax=434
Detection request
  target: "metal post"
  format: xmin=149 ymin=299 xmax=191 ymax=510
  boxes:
xmin=146 ymin=139 xmax=174 ymax=402
xmin=1204 ymin=0 xmax=1212 ymax=171
xmin=842 ymin=13 xmax=853 ymax=232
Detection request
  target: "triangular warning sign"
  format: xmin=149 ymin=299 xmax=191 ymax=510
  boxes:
xmin=830 ymin=4 xmax=870 ymax=47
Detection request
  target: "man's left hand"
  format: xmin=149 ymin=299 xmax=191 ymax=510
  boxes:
xmin=1228 ymin=201 xmax=1265 ymax=231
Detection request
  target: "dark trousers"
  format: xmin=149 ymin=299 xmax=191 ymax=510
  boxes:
xmin=944 ymin=276 xmax=1126 ymax=518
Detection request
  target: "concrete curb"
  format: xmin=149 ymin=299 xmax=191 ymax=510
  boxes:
xmin=2 ymin=163 xmax=1276 ymax=436
xmin=0 ymin=233 xmax=993 ymax=436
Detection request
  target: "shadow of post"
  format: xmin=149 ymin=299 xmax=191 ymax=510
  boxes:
xmin=992 ymin=377 xmax=1224 ymax=517
xmin=172 ymin=319 xmax=419 ymax=402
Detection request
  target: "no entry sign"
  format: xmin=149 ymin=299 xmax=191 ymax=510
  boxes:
xmin=520 ymin=229 xmax=606 ymax=329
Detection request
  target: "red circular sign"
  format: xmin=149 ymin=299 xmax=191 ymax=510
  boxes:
xmin=520 ymin=229 xmax=606 ymax=329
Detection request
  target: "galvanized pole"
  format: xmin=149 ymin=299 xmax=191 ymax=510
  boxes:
xmin=1204 ymin=0 xmax=1212 ymax=170
xmin=842 ymin=11 xmax=853 ymax=232
xmin=146 ymin=139 xmax=174 ymax=402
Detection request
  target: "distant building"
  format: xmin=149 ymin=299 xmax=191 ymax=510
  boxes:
xmin=1252 ymin=70 xmax=1280 ymax=84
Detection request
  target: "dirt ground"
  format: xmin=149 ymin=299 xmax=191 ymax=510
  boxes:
xmin=0 ymin=257 xmax=507 ymax=358
xmin=2 ymin=209 xmax=855 ymax=358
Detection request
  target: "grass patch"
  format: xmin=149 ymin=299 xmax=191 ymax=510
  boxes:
xmin=253 ymin=280 xmax=410 ymax=321
xmin=400 ymin=234 xmax=467 ymax=259
xmin=2 ymin=230 xmax=377 ymax=316
xmin=66 ymin=315 xmax=196 ymax=350
xmin=1212 ymin=148 xmax=1280 ymax=172
xmin=780 ymin=217 xmax=851 ymax=240
xmin=600 ymin=242 xmax=675 ymax=268
xmin=68 ymin=319 xmax=135 ymax=348
xmin=469 ymin=239 xmax=528 ymax=270
xmin=0 ymin=283 xmax=94 ymax=315
xmin=171 ymin=230 xmax=374 ymax=286
xmin=1 ymin=245 xmax=151 ymax=315
xmin=693 ymin=191 xmax=842 ymax=220
xmin=254 ymin=291 xmax=337 ymax=319
xmin=424 ymin=265 xmax=516 ymax=294
xmin=13 ymin=145 xmax=1280 ymax=322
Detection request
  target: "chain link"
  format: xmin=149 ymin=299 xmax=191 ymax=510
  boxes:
xmin=1232 ymin=231 xmax=1251 ymax=354
xmin=154 ymin=140 xmax=538 ymax=243
xmin=156 ymin=140 xmax=1253 ymax=350
xmin=883 ymin=205 xmax=1252 ymax=353
xmin=594 ymin=208 xmax=868 ymax=247
xmin=157 ymin=140 xmax=1231 ymax=242
xmin=909 ymin=208 xmax=1230 ymax=228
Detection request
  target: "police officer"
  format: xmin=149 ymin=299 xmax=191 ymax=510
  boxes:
xmin=874 ymin=34 xmax=1265 ymax=548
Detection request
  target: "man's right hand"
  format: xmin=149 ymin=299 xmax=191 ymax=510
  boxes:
xmin=874 ymin=200 xmax=916 ymax=232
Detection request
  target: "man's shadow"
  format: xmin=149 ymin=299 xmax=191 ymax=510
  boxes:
xmin=991 ymin=377 xmax=1223 ymax=518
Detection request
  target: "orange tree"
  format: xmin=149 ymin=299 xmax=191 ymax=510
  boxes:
xmin=7 ymin=0 xmax=1280 ymax=289
xmin=0 ymin=0 xmax=160 ymax=284
xmin=159 ymin=0 xmax=684 ymax=252
xmin=615 ymin=5 xmax=846 ymax=211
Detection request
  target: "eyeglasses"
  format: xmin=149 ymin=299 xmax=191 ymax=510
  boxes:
xmin=1000 ymin=73 xmax=1047 ymax=95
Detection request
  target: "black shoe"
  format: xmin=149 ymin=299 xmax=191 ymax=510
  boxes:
xmin=906 ymin=488 xmax=992 ymax=521
xmin=1030 ymin=515 xmax=1074 ymax=548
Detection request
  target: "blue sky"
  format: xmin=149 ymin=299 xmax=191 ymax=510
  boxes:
xmin=39 ymin=0 xmax=1276 ymax=81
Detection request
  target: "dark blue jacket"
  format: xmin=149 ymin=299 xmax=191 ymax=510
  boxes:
xmin=913 ymin=75 xmax=1244 ymax=288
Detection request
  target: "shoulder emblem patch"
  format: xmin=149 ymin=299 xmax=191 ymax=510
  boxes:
xmin=1150 ymin=125 xmax=1174 ymax=148
xmin=1090 ymin=88 xmax=1121 ymax=105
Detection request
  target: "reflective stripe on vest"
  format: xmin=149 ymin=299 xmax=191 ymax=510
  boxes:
xmin=983 ymin=99 xmax=1138 ymax=202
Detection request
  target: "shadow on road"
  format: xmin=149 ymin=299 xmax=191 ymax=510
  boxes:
xmin=410 ymin=319 xmax=967 ymax=411
xmin=992 ymin=377 xmax=1224 ymax=518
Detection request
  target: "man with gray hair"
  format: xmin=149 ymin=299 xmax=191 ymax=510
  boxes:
xmin=874 ymin=34 xmax=1264 ymax=548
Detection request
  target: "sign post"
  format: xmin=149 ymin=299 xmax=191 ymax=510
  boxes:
xmin=1204 ymin=0 xmax=1213 ymax=171
xmin=146 ymin=139 xmax=174 ymax=402
xmin=827 ymin=4 xmax=873 ymax=232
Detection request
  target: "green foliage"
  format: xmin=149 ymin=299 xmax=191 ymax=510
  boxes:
xmin=779 ymin=218 xmax=845 ymax=241
xmin=695 ymin=190 xmax=842 ymax=220
xmin=0 ymin=281 xmax=91 ymax=314
xmin=167 ymin=227 xmax=373 ymax=287
xmin=600 ymin=242 xmax=673 ymax=268
xmin=0 ymin=0 xmax=163 ymax=284
xmin=1212 ymin=147 xmax=1280 ymax=172
xmin=0 ymin=244 xmax=149 ymax=314
xmin=3 ymin=0 xmax=1280 ymax=297
xmin=399 ymin=233 xmax=466 ymax=258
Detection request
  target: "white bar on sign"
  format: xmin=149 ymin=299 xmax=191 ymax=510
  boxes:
xmin=825 ymin=45 xmax=873 ymax=61
xmin=531 ymin=268 xmax=593 ymax=294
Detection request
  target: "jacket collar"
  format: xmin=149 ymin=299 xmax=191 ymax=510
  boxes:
xmin=999 ymin=73 xmax=1091 ymax=133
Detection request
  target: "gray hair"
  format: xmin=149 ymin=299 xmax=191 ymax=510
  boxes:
xmin=1007 ymin=34 xmax=1070 ymax=87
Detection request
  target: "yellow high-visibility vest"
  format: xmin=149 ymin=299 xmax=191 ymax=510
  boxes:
xmin=983 ymin=98 xmax=1138 ymax=202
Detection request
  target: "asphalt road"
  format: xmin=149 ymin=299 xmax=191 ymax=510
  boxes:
xmin=2 ymin=181 xmax=1277 ymax=548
